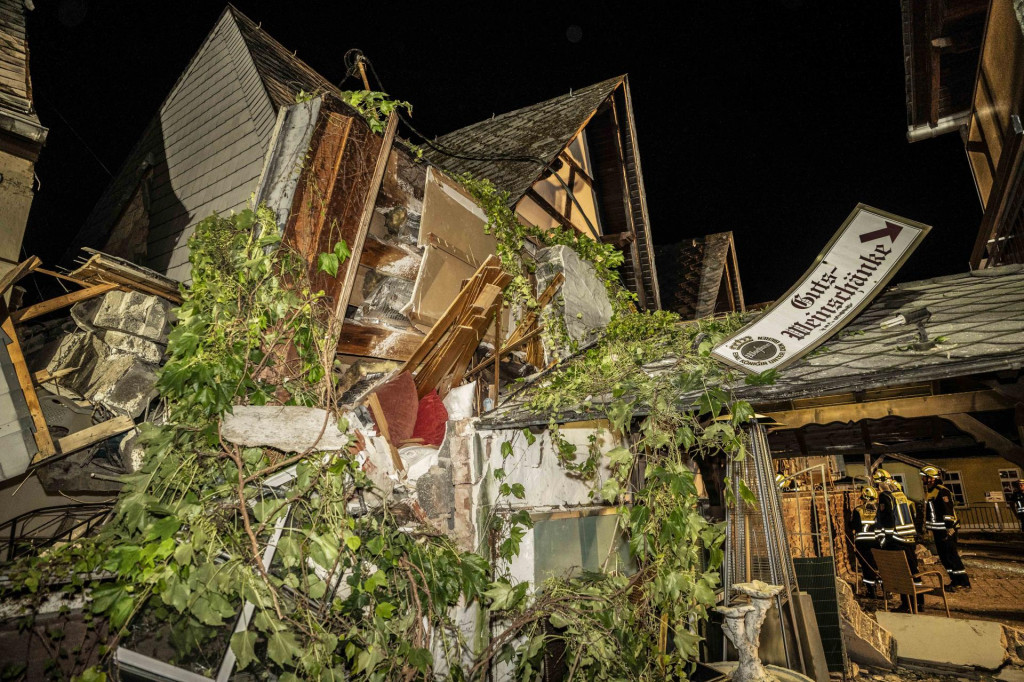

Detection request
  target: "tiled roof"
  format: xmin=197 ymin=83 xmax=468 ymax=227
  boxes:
xmin=480 ymin=265 xmax=1024 ymax=428
xmin=422 ymin=76 xmax=623 ymax=203
xmin=0 ymin=0 xmax=45 ymax=143
xmin=0 ymin=0 xmax=33 ymax=118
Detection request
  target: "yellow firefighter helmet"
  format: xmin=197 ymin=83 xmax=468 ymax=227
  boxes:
xmin=872 ymin=468 xmax=892 ymax=482
xmin=861 ymin=486 xmax=878 ymax=501
xmin=919 ymin=465 xmax=941 ymax=478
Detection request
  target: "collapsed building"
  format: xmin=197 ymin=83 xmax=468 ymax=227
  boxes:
xmin=5 ymin=4 xmax=1023 ymax=682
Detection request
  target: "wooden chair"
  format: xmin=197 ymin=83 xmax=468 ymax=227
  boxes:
xmin=872 ymin=548 xmax=950 ymax=617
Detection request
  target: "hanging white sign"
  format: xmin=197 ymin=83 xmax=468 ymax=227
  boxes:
xmin=712 ymin=204 xmax=930 ymax=374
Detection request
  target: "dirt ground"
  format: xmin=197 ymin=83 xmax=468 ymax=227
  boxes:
xmin=853 ymin=533 xmax=1024 ymax=629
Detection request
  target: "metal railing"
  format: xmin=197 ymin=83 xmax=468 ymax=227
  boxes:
xmin=0 ymin=503 xmax=114 ymax=563
xmin=955 ymin=502 xmax=1020 ymax=532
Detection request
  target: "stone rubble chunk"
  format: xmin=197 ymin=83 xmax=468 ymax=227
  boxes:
xmin=221 ymin=406 xmax=352 ymax=452
xmin=80 ymin=353 xmax=159 ymax=418
xmin=836 ymin=578 xmax=897 ymax=669
xmin=99 ymin=329 xmax=165 ymax=364
xmin=535 ymin=244 xmax=613 ymax=358
xmin=72 ymin=289 xmax=173 ymax=343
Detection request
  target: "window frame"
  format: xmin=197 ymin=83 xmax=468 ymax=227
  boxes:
xmin=941 ymin=470 xmax=968 ymax=505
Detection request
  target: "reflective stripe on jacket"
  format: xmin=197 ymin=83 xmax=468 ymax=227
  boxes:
xmin=925 ymin=484 xmax=959 ymax=532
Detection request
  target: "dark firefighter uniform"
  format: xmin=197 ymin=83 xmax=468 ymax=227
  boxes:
xmin=1009 ymin=485 xmax=1024 ymax=533
xmin=852 ymin=491 xmax=879 ymax=589
xmin=925 ymin=481 xmax=971 ymax=589
xmin=876 ymin=483 xmax=922 ymax=610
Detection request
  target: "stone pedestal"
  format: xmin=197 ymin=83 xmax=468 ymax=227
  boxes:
xmin=717 ymin=581 xmax=800 ymax=682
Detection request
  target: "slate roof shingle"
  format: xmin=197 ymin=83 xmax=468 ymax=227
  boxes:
xmin=67 ymin=5 xmax=339 ymax=280
xmin=481 ymin=264 xmax=1024 ymax=428
xmin=422 ymin=76 xmax=623 ymax=203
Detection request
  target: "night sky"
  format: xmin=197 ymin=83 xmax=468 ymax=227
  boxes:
xmin=22 ymin=0 xmax=981 ymax=304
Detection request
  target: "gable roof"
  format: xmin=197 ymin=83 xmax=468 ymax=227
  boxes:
xmin=67 ymin=5 xmax=340 ymax=280
xmin=422 ymin=76 xmax=623 ymax=203
xmin=656 ymin=232 xmax=745 ymax=319
xmin=227 ymin=5 xmax=341 ymax=107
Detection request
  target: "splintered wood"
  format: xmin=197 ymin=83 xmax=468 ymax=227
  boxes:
xmin=401 ymin=255 xmax=511 ymax=398
xmin=464 ymin=271 xmax=564 ymax=379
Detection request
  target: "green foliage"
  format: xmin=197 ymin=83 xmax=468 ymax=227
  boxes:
xmin=2 ymin=169 xmax=772 ymax=679
xmin=0 ymin=206 xmax=492 ymax=681
xmin=473 ymin=308 xmax=768 ymax=679
xmin=340 ymin=90 xmax=412 ymax=134
xmin=317 ymin=240 xmax=351 ymax=278
xmin=460 ymin=175 xmax=633 ymax=359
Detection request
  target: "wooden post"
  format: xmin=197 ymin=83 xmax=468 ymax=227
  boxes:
xmin=2 ymin=318 xmax=55 ymax=459
xmin=492 ymin=304 xmax=501 ymax=405
xmin=366 ymin=392 xmax=405 ymax=473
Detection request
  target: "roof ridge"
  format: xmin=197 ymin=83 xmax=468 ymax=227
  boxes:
xmin=225 ymin=4 xmax=341 ymax=109
xmin=437 ymin=75 xmax=624 ymax=138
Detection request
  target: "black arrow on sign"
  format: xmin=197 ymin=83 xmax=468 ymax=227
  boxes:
xmin=859 ymin=221 xmax=903 ymax=243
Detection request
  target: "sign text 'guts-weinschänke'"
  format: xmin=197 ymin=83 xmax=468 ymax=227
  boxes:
xmin=712 ymin=205 xmax=930 ymax=374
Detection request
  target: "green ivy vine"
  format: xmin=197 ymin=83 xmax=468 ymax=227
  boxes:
xmin=460 ymin=176 xmax=635 ymax=361
xmin=1 ymin=156 xmax=769 ymax=680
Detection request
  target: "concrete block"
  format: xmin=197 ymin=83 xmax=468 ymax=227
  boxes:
xmin=84 ymin=354 xmax=159 ymax=418
xmin=875 ymin=611 xmax=1007 ymax=670
xmin=794 ymin=592 xmax=831 ymax=682
xmin=73 ymin=290 xmax=173 ymax=342
xmin=535 ymin=245 xmax=613 ymax=357
xmin=98 ymin=330 xmax=165 ymax=364
xmin=221 ymin=406 xmax=352 ymax=452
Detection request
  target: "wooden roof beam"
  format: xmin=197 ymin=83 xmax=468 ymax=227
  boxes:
xmin=762 ymin=389 xmax=1011 ymax=429
xmin=942 ymin=413 xmax=1024 ymax=469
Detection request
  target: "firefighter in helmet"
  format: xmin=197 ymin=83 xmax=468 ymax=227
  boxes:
xmin=873 ymin=468 xmax=923 ymax=611
xmin=1008 ymin=479 xmax=1024 ymax=533
xmin=921 ymin=465 xmax=971 ymax=591
xmin=852 ymin=486 xmax=880 ymax=592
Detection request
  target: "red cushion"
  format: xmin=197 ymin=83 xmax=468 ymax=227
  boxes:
xmin=412 ymin=390 xmax=448 ymax=446
xmin=369 ymin=371 xmax=418 ymax=444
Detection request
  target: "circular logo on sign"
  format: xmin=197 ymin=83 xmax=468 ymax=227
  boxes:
xmin=738 ymin=337 xmax=783 ymax=363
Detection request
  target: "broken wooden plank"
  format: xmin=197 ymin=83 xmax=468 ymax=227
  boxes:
xmin=464 ymin=326 xmax=544 ymax=379
xmin=336 ymin=320 xmax=423 ymax=361
xmin=366 ymin=392 xmax=405 ymax=472
xmin=330 ymin=112 xmax=399 ymax=343
xmin=56 ymin=415 xmax=136 ymax=457
xmin=33 ymin=366 xmax=79 ymax=384
xmin=0 ymin=255 xmax=41 ymax=299
xmin=400 ymin=254 xmax=500 ymax=373
xmin=359 ymin=235 xmax=421 ymax=281
xmin=34 ymin=268 xmax=91 ymax=288
xmin=70 ymin=249 xmax=182 ymax=303
xmin=444 ymin=306 xmax=500 ymax=394
xmin=505 ymin=272 xmax=564 ymax=347
xmin=762 ymin=390 xmax=1011 ymax=429
xmin=2 ymin=317 xmax=56 ymax=459
xmin=416 ymin=325 xmax=476 ymax=398
xmin=10 ymin=283 xmax=119 ymax=324
xmin=943 ymin=413 xmax=1024 ymax=469
xmin=492 ymin=304 xmax=502 ymax=402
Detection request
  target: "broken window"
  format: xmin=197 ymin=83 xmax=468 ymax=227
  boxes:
xmin=532 ymin=509 xmax=635 ymax=583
